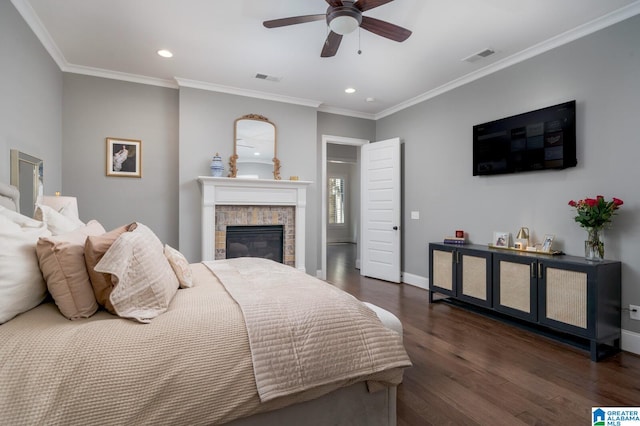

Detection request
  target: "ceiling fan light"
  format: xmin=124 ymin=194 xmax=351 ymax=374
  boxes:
xmin=329 ymin=16 xmax=359 ymax=35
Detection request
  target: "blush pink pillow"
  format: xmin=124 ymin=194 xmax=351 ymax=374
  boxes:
xmin=84 ymin=223 xmax=136 ymax=314
xmin=36 ymin=220 xmax=106 ymax=319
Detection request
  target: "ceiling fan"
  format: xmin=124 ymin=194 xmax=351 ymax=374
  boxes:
xmin=263 ymin=0 xmax=412 ymax=57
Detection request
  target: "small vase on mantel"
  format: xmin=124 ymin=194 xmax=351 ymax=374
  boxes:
xmin=585 ymin=227 xmax=604 ymax=261
xmin=210 ymin=153 xmax=224 ymax=177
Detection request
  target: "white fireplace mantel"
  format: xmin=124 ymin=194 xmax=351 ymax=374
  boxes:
xmin=198 ymin=177 xmax=312 ymax=270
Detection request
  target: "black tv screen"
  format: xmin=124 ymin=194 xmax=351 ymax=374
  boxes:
xmin=473 ymin=100 xmax=577 ymax=176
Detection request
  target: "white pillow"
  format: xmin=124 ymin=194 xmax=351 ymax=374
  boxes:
xmin=95 ymin=223 xmax=179 ymax=323
xmin=0 ymin=206 xmax=51 ymax=324
xmin=164 ymin=244 xmax=194 ymax=288
xmin=34 ymin=203 xmax=84 ymax=235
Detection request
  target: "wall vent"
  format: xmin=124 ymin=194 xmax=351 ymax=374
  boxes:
xmin=255 ymin=73 xmax=281 ymax=82
xmin=462 ymin=48 xmax=495 ymax=63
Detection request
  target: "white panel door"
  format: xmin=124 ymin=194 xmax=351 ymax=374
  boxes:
xmin=360 ymin=138 xmax=401 ymax=283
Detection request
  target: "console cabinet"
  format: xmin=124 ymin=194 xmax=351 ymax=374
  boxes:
xmin=429 ymin=243 xmax=621 ymax=361
xmin=429 ymin=244 xmax=492 ymax=308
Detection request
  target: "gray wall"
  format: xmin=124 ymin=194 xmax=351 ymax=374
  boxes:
xmin=317 ymin=112 xmax=376 ymax=142
xmin=178 ymin=88 xmax=318 ymax=270
xmin=0 ymin=0 xmax=62 ymax=194
xmin=62 ymin=74 xmax=179 ymax=245
xmin=376 ymin=14 xmax=640 ymax=333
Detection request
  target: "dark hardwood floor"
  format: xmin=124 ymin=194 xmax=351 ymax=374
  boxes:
xmin=326 ymin=243 xmax=640 ymax=426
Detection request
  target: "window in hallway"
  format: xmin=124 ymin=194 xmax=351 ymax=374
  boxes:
xmin=329 ymin=176 xmax=345 ymax=224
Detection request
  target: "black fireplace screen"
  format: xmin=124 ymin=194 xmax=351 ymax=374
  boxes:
xmin=225 ymin=225 xmax=284 ymax=263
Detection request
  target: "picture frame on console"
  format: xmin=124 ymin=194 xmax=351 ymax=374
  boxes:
xmin=541 ymin=234 xmax=555 ymax=252
xmin=106 ymin=137 xmax=142 ymax=178
xmin=492 ymin=231 xmax=509 ymax=247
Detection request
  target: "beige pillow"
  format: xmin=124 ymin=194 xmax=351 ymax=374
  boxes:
xmin=37 ymin=220 xmax=106 ymax=320
xmin=84 ymin=223 xmax=136 ymax=313
xmin=164 ymin=244 xmax=194 ymax=289
xmin=34 ymin=203 xmax=84 ymax=235
xmin=95 ymin=223 xmax=179 ymax=323
xmin=0 ymin=207 xmax=51 ymax=324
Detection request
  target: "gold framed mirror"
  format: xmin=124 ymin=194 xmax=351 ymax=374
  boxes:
xmin=230 ymin=114 xmax=280 ymax=179
xmin=10 ymin=149 xmax=43 ymax=217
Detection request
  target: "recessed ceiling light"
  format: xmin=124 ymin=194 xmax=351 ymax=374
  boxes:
xmin=345 ymin=87 xmax=356 ymax=94
xmin=157 ymin=49 xmax=173 ymax=58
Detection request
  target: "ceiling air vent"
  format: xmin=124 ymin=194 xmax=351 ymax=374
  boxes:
xmin=462 ymin=48 xmax=495 ymax=63
xmin=255 ymin=73 xmax=281 ymax=82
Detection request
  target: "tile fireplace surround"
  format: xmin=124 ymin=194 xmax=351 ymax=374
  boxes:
xmin=198 ymin=177 xmax=312 ymax=271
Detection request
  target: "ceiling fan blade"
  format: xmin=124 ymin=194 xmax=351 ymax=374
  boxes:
xmin=325 ymin=0 xmax=344 ymax=7
xmin=321 ymin=31 xmax=343 ymax=57
xmin=354 ymin=0 xmax=395 ymax=12
xmin=360 ymin=16 xmax=411 ymax=42
xmin=263 ymin=14 xmax=325 ymax=28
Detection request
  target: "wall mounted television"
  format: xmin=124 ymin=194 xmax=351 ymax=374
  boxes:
xmin=473 ymin=100 xmax=577 ymax=176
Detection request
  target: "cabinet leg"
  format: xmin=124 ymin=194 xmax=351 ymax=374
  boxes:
xmin=590 ymin=338 xmax=622 ymax=362
xmin=590 ymin=341 xmax=598 ymax=362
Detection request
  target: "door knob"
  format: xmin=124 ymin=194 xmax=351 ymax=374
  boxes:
xmin=393 ymin=226 xmax=398 ymax=230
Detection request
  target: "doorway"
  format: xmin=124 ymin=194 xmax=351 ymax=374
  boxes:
xmin=320 ymin=135 xmax=369 ymax=280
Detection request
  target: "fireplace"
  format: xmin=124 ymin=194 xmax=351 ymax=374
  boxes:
xmin=215 ymin=205 xmax=294 ymax=266
xmin=198 ymin=177 xmax=311 ymax=271
xmin=226 ymin=225 xmax=284 ymax=263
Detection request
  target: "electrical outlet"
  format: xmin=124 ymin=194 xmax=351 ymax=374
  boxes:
xmin=630 ymin=305 xmax=640 ymax=321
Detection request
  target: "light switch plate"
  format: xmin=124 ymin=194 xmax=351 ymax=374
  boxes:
xmin=411 ymin=211 xmax=419 ymax=220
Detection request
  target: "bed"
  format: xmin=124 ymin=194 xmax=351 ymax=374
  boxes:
xmin=0 ymin=183 xmax=411 ymax=425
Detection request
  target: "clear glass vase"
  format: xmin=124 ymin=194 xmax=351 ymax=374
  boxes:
xmin=585 ymin=227 xmax=604 ymax=261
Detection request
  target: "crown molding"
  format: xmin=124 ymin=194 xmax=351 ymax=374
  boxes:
xmin=175 ymin=78 xmax=322 ymax=108
xmin=317 ymin=105 xmax=375 ymax=121
xmin=65 ymin=65 xmax=178 ymax=89
xmin=375 ymin=0 xmax=640 ymax=120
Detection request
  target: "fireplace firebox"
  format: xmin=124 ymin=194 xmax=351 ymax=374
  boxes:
xmin=225 ymin=225 xmax=284 ymax=263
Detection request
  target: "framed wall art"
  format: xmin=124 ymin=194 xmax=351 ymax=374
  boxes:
xmin=106 ymin=137 xmax=142 ymax=178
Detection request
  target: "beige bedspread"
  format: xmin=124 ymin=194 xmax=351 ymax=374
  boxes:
xmin=0 ymin=261 xmax=408 ymax=425
xmin=205 ymin=258 xmax=411 ymax=402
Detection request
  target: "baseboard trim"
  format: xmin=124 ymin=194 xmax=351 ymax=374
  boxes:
xmin=622 ymin=329 xmax=640 ymax=356
xmin=402 ymin=272 xmax=428 ymax=290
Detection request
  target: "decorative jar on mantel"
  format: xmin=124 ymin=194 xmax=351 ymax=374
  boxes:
xmin=210 ymin=153 xmax=224 ymax=177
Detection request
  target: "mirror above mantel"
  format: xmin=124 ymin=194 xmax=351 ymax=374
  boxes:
xmin=230 ymin=114 xmax=280 ymax=180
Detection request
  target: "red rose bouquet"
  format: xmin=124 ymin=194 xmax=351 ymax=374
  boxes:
xmin=568 ymin=196 xmax=623 ymax=229
xmin=568 ymin=195 xmax=623 ymax=260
